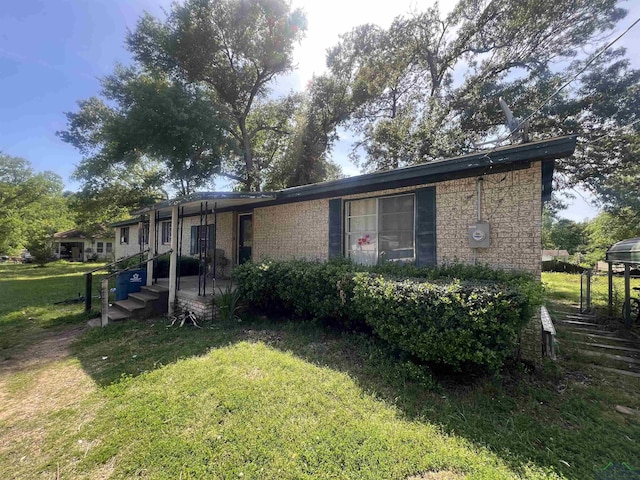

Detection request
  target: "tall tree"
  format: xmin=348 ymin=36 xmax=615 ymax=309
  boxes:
xmin=0 ymin=153 xmax=73 ymax=254
xmin=128 ymin=0 xmax=307 ymax=191
xmin=59 ymin=67 xmax=230 ymax=198
xmin=584 ymin=209 xmax=640 ymax=264
xmin=320 ymin=0 xmax=626 ymax=174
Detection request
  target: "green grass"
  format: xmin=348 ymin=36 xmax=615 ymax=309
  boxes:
xmin=1 ymin=264 xmax=639 ymax=479
xmin=0 ymin=261 xmax=105 ymax=361
xmin=542 ymin=271 xmax=640 ymax=315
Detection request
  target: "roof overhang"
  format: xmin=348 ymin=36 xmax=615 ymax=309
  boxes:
xmin=134 ymin=192 xmax=277 ymax=216
xmin=276 ymin=135 xmax=576 ymax=204
xmin=110 ymin=135 xmax=575 ymax=226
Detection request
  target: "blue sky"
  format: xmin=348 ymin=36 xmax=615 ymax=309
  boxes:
xmin=1 ymin=0 xmax=639 ymax=222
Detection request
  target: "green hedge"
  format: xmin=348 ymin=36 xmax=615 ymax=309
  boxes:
xmin=232 ymin=259 xmax=543 ymax=371
xmin=233 ymin=258 xmax=356 ymax=324
xmin=350 ymin=273 xmax=532 ymax=371
xmin=155 ymin=255 xmax=200 ymax=278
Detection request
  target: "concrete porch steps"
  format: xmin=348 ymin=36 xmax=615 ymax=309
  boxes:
xmin=107 ymin=284 xmax=170 ymax=323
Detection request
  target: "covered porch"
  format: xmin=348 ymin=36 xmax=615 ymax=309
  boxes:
xmin=138 ymin=192 xmax=274 ymax=319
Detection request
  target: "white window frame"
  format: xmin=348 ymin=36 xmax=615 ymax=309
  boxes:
xmin=344 ymin=193 xmax=415 ymax=264
xmin=96 ymin=242 xmax=104 ymax=253
xmin=106 ymin=242 xmax=113 ymax=253
xmin=120 ymin=227 xmax=129 ymax=245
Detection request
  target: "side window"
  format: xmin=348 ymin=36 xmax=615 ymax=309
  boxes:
xmin=106 ymin=242 xmax=113 ymax=253
xmin=120 ymin=227 xmax=129 ymax=245
xmin=344 ymin=194 xmax=415 ymax=265
xmin=97 ymin=242 xmax=104 ymax=253
xmin=162 ymin=221 xmax=172 ymax=244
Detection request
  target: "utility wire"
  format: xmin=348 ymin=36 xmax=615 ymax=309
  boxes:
xmin=586 ymin=118 xmax=640 ymax=145
xmin=480 ymin=15 xmax=640 ymax=148
xmin=507 ymin=16 xmax=640 ymax=140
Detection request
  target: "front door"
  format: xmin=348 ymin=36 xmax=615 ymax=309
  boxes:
xmin=238 ymin=214 xmax=253 ymax=264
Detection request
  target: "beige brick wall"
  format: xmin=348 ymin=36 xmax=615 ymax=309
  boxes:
xmin=249 ymin=162 xmax=543 ymax=277
xmin=253 ymin=199 xmax=330 ymax=261
xmin=436 ymin=163 xmax=542 ymax=276
xmin=176 ymin=291 xmax=214 ymax=321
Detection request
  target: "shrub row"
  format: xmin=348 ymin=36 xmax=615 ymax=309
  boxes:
xmin=232 ymin=259 xmax=543 ymax=371
xmin=350 ymin=273 xmax=531 ymax=371
xmin=113 ymin=254 xmax=201 ymax=277
xmin=542 ymin=259 xmax=586 ymax=273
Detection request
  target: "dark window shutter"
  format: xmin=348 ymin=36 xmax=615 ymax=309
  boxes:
xmin=328 ymin=198 xmax=343 ymax=258
xmin=415 ymin=187 xmax=436 ymax=267
xmin=190 ymin=226 xmax=197 ymax=255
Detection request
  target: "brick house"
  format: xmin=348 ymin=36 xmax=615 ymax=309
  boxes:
xmin=111 ymin=136 xmax=576 ymax=355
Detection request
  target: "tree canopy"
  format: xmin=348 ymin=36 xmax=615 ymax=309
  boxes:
xmin=319 ymin=1 xmax=625 ymax=163
xmin=0 ymin=152 xmax=73 ymax=254
xmin=127 ymin=0 xmax=307 ymax=191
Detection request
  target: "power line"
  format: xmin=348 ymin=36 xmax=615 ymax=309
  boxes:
xmin=586 ymin=118 xmax=640 ymax=145
xmin=493 ymin=15 xmax=640 ymax=145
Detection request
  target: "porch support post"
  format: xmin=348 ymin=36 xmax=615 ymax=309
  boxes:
xmin=168 ymin=206 xmax=179 ymax=315
xmin=147 ymin=210 xmax=156 ymax=286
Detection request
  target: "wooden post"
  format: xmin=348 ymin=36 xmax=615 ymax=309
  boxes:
xmin=101 ymin=278 xmax=109 ymax=327
xmin=624 ymin=264 xmax=631 ymax=327
xmin=608 ymin=262 xmax=613 ymax=317
xmin=147 ymin=209 xmax=156 ymax=286
xmin=168 ymin=206 xmax=179 ymax=315
xmin=84 ymin=272 xmax=92 ymax=312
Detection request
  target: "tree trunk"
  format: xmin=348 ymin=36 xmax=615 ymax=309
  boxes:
xmin=238 ymin=118 xmax=258 ymax=192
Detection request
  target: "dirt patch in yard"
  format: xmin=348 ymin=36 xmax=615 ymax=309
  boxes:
xmin=0 ymin=325 xmax=100 ymax=477
xmin=408 ymin=472 xmax=464 ymax=479
xmin=0 ymin=325 xmax=85 ymax=377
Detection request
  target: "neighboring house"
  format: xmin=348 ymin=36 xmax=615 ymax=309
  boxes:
xmin=111 ymin=136 xmax=577 ymax=357
xmin=542 ymin=249 xmax=570 ymax=262
xmin=53 ymin=228 xmax=115 ymax=262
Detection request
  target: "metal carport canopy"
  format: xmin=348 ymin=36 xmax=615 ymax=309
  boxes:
xmin=606 ymin=237 xmax=640 ymax=327
xmin=606 ymin=237 xmax=640 ymax=265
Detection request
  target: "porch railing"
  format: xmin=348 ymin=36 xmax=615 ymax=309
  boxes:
xmin=98 ymin=250 xmax=172 ymax=327
xmin=82 ymin=250 xmax=149 ymax=312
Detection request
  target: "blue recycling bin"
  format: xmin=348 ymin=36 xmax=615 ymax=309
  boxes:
xmin=115 ymin=269 xmax=147 ymax=301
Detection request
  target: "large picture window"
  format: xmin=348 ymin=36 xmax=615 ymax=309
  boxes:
xmin=345 ymin=194 xmax=414 ymax=265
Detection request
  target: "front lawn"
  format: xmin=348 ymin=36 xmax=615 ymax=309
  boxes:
xmin=1 ymin=263 xmax=639 ymax=479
